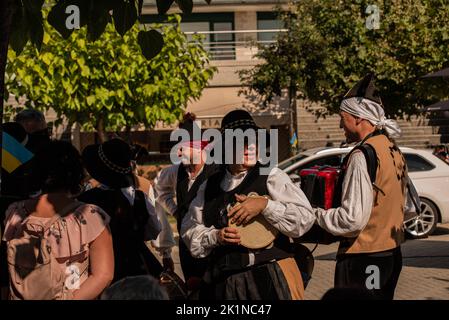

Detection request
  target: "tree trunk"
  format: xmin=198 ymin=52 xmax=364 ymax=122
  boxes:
xmin=288 ymin=82 xmax=299 ymax=156
xmin=0 ymin=0 xmax=14 ymax=195
xmin=96 ymin=117 xmax=107 ymax=144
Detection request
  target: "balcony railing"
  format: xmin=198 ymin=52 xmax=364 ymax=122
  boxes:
xmin=185 ymin=29 xmax=288 ymax=61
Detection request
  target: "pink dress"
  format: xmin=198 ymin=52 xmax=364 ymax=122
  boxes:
xmin=3 ymin=201 xmax=111 ymax=299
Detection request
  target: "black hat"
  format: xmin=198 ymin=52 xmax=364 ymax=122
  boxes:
xmin=2 ymin=122 xmax=28 ymax=145
xmin=220 ymin=109 xmax=260 ymax=133
xmin=82 ymin=138 xmax=134 ymax=188
xmin=343 ymin=73 xmax=383 ymax=105
xmin=178 ymin=112 xmax=202 ymax=141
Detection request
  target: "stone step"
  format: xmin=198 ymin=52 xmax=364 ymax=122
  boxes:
xmin=297 ymin=117 xmax=340 ymax=124
xmin=397 ymin=119 xmax=449 ymax=127
xmin=297 ymin=114 xmax=449 ymax=126
xmin=298 ymin=125 xmax=438 ymax=134
xmin=298 ymin=124 xmax=340 ymax=131
xmin=297 ymin=118 xmax=447 ymax=127
xmin=299 ymin=140 xmax=433 ymax=151
xmin=295 ymin=105 xmax=449 ymax=150
xmin=298 ymin=127 xmax=436 ymax=137
xmin=396 ymin=135 xmax=441 ymax=143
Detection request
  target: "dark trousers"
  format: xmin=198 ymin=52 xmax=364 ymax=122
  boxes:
xmin=334 ymin=246 xmax=402 ymax=300
xmin=178 ymin=238 xmax=209 ymax=281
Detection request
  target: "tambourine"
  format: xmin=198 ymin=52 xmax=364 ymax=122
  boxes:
xmin=227 ymin=192 xmax=278 ymax=249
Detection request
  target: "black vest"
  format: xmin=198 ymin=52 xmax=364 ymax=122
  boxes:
xmin=202 ymin=163 xmax=292 ymax=280
xmin=203 ymin=163 xmax=269 ymax=229
xmin=78 ymin=188 xmax=162 ymax=281
xmin=334 ymin=130 xmax=382 ymax=207
xmin=175 ymin=163 xmax=218 ymax=231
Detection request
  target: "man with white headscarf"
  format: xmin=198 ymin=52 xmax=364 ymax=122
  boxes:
xmin=313 ymin=73 xmax=413 ymax=300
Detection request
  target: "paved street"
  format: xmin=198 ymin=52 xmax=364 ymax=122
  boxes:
xmin=151 ymin=223 xmax=449 ymax=300
xmin=304 ymin=223 xmax=449 ymax=300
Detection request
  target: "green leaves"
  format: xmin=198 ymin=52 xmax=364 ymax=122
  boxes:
xmin=113 ymin=0 xmax=138 ymax=36
xmin=157 ymin=0 xmax=175 ymax=15
xmin=241 ymin=0 xmax=449 ymax=118
xmin=6 ymin=14 xmax=215 ymax=133
xmin=9 ymin=0 xmax=45 ymax=54
xmin=175 ymin=0 xmax=193 ymax=14
xmin=10 ymin=0 xmax=213 ymax=62
xmin=138 ymin=30 xmax=164 ymax=60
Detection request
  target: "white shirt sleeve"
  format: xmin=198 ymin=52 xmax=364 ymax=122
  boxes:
xmin=155 ymin=165 xmax=179 ymax=216
xmin=180 ymin=180 xmax=221 ymax=258
xmin=262 ymin=167 xmax=316 ymax=238
xmin=314 ymin=151 xmax=373 ymax=237
xmin=150 ymin=185 xmax=176 ymax=258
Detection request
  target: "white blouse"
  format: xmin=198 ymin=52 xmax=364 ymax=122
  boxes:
xmin=180 ymin=167 xmax=316 ymax=258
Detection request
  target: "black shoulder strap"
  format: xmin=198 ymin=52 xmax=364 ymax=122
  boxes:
xmin=353 ymin=144 xmax=377 ymax=183
xmin=133 ymin=189 xmax=148 ymax=217
xmin=176 ymin=165 xmax=189 ymax=207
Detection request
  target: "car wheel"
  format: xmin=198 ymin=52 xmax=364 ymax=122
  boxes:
xmin=404 ymin=198 xmax=438 ymax=239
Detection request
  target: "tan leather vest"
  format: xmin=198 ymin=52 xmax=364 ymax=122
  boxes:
xmin=339 ymin=134 xmax=406 ymax=255
xmin=134 ymin=175 xmax=152 ymax=196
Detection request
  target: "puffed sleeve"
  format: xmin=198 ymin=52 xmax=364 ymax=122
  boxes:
xmin=2 ymin=202 xmax=25 ymax=241
xmin=155 ymin=165 xmax=179 ymax=216
xmin=262 ymin=167 xmax=316 ymax=238
xmin=180 ymin=180 xmax=221 ymax=258
xmin=72 ymin=204 xmax=111 ymax=245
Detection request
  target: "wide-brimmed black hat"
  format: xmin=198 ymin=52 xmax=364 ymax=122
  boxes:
xmin=82 ymin=138 xmax=134 ymax=188
xmin=220 ymin=109 xmax=260 ymax=133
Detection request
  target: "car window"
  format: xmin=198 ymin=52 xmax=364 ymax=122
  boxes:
xmin=295 ymin=154 xmax=343 ymax=174
xmin=404 ymin=153 xmax=435 ymax=172
xmin=278 ymin=154 xmax=309 ymax=170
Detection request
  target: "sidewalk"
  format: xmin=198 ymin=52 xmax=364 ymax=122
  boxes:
xmin=151 ymin=224 xmax=449 ymax=300
xmin=304 ymin=224 xmax=449 ymax=300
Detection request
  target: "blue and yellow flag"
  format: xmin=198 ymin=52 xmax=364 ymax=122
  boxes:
xmin=290 ymin=132 xmax=298 ymax=148
xmin=2 ymin=132 xmax=34 ymax=173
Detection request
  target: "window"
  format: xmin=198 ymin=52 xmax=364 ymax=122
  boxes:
xmin=404 ymin=153 xmax=435 ymax=172
xmin=278 ymin=153 xmax=308 ymax=170
xmin=141 ymin=13 xmax=235 ymax=60
xmin=180 ymin=22 xmax=210 ymax=42
xmin=257 ymin=12 xmax=284 ymax=43
xmin=213 ymin=22 xmax=233 ymax=42
xmin=211 ymin=21 xmax=234 ymax=60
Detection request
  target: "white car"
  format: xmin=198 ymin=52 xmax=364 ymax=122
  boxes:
xmin=279 ymin=146 xmax=449 ymax=238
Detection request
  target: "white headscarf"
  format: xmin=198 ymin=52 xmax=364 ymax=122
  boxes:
xmin=340 ymin=97 xmax=402 ymax=139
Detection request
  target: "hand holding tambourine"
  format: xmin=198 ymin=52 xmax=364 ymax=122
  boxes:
xmin=227 ymin=192 xmax=278 ymax=249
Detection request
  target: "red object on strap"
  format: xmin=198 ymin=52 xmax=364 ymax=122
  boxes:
xmin=299 ymin=166 xmax=341 ymax=209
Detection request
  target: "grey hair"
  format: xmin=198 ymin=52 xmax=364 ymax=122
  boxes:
xmin=100 ymin=275 xmax=169 ymax=300
xmin=14 ymin=109 xmax=46 ymax=124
